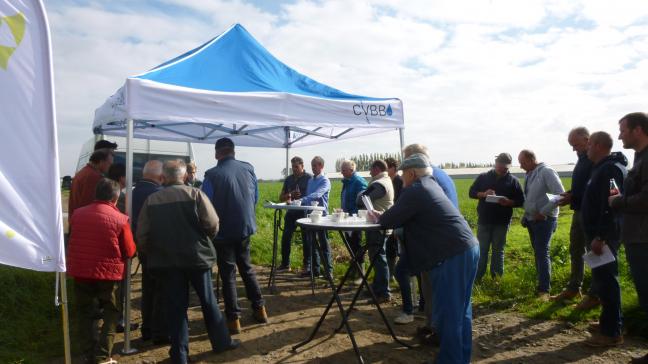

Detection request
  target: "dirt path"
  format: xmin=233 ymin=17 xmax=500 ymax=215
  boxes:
xmin=59 ymin=265 xmax=647 ymax=364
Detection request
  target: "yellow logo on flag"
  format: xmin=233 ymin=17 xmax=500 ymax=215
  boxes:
xmin=0 ymin=12 xmax=26 ymax=70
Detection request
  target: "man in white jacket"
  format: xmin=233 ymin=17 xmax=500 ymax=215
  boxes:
xmin=518 ymin=150 xmax=565 ymax=300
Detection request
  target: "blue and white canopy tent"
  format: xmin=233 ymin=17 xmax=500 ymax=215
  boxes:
xmin=92 ymin=24 xmax=404 ymax=351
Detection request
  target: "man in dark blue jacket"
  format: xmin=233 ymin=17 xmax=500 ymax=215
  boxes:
xmin=469 ymin=153 xmax=524 ymax=280
xmin=371 ymin=153 xmax=479 ymax=364
xmin=132 ymin=160 xmax=166 ymax=343
xmin=202 ymin=138 xmax=266 ymax=334
xmin=554 ymin=127 xmax=599 ymax=309
xmin=581 ymin=132 xmax=627 ymax=347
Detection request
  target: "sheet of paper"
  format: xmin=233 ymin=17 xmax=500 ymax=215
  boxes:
xmin=485 ymin=195 xmax=505 ymax=203
xmin=361 ymin=195 xmax=374 ymax=212
xmin=546 ymin=193 xmax=563 ymax=204
xmin=583 ymin=245 xmax=615 ymax=269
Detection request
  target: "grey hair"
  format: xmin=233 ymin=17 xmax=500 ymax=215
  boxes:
xmin=403 ymin=144 xmax=430 ymax=158
xmin=163 ymin=160 xmax=187 ymax=183
xmin=413 ymin=167 xmax=433 ymax=178
xmin=312 ymin=156 xmax=325 ymax=166
xmin=340 ymin=159 xmax=356 ymax=171
xmin=569 ymin=126 xmax=590 ymax=138
xmin=142 ymin=160 xmax=163 ymax=178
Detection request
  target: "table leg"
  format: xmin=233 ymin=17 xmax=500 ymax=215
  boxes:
xmin=267 ymin=209 xmax=281 ymax=294
xmin=292 ymin=229 xmax=364 ymax=364
xmin=335 ymin=232 xmax=414 ymax=349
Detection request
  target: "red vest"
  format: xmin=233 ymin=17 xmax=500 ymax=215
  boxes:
xmin=67 ymin=201 xmax=130 ymax=281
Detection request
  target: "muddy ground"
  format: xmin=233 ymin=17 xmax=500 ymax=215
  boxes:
xmin=54 ymin=264 xmax=648 ymax=364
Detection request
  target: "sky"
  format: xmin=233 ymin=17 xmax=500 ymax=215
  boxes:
xmin=47 ymin=0 xmax=648 ymax=179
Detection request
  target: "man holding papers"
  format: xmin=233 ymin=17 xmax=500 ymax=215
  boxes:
xmin=469 ymin=152 xmax=524 ymax=280
xmin=581 ymin=131 xmax=627 ymax=347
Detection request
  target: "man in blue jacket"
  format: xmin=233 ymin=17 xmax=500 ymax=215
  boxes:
xmin=370 ymin=153 xmax=479 ymax=364
xmin=469 ymin=153 xmax=524 ymax=280
xmin=340 ymin=159 xmax=367 ymax=283
xmin=202 ymin=138 xmax=266 ymax=334
xmin=581 ymin=131 xmax=627 ymax=348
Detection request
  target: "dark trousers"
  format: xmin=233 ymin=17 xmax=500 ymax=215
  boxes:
xmin=216 ymin=237 xmax=265 ymax=321
xmin=625 ymin=243 xmax=648 ymax=313
xmin=303 ymin=230 xmax=333 ymax=276
xmin=386 ymin=234 xmax=398 ymax=279
xmin=162 ymin=268 xmax=231 ymax=364
xmin=280 ymin=210 xmax=305 ymax=267
xmin=567 ymin=213 xmax=598 ymax=296
xmin=74 ymin=280 xmax=120 ymax=362
xmin=590 ymin=240 xmax=622 ymax=337
xmin=140 ymin=256 xmax=168 ymax=340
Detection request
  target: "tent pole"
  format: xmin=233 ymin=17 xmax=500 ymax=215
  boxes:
xmin=58 ymin=272 xmax=71 ymax=364
xmin=122 ymin=119 xmax=137 ymax=355
xmin=284 ymin=127 xmax=290 ymax=178
xmin=398 ymin=128 xmax=405 ymax=159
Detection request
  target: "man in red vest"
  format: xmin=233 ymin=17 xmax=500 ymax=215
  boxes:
xmin=67 ymin=178 xmax=136 ymax=364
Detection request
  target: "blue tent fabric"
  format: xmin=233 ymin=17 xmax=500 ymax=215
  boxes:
xmin=137 ymin=24 xmax=384 ymax=100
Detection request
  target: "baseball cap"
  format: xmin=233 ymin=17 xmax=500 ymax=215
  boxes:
xmin=398 ymin=153 xmax=430 ymax=170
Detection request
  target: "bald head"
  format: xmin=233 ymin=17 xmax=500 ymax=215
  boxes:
xmin=403 ymin=143 xmax=430 ymax=159
xmin=142 ymin=160 xmax=163 ymax=182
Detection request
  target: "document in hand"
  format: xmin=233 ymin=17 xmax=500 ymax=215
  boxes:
xmin=583 ymin=245 xmax=615 ymax=269
xmin=546 ymin=193 xmax=563 ymax=204
xmin=485 ymin=195 xmax=505 ymax=203
xmin=361 ymin=195 xmax=375 ymax=212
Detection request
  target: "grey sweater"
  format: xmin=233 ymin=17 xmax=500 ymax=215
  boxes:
xmin=523 ymin=163 xmax=565 ymax=218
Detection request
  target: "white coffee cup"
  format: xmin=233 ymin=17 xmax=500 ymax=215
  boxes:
xmin=310 ymin=201 xmax=319 ymax=206
xmin=291 ymin=199 xmax=302 ymax=206
xmin=331 ymin=212 xmax=343 ymax=222
xmin=358 ymin=210 xmax=368 ymax=219
xmin=308 ymin=210 xmax=322 ymax=223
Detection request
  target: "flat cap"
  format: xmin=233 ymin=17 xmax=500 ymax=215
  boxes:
xmin=495 ymin=152 xmax=512 ymax=165
xmin=398 ymin=153 xmax=430 ymax=170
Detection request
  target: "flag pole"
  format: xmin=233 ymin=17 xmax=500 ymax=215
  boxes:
xmin=56 ymin=272 xmax=71 ymax=364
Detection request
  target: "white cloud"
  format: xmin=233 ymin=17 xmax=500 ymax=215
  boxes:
xmin=49 ymin=0 xmax=648 ymax=179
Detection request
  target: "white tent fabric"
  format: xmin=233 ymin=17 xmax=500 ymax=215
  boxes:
xmin=0 ymin=0 xmax=65 ymax=272
xmin=93 ymin=24 xmax=404 ymax=147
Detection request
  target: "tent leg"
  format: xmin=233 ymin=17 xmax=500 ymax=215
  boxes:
xmin=59 ymin=272 xmax=72 ymax=364
xmin=285 ymin=147 xmax=290 ymax=178
xmin=122 ymin=119 xmax=138 ymax=355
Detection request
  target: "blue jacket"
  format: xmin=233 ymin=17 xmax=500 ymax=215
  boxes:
xmin=581 ymin=152 xmax=627 ymax=242
xmin=131 ymin=179 xmax=163 ymax=235
xmin=570 ymin=152 xmax=593 ymax=211
xmin=469 ymin=169 xmax=524 ymax=225
xmin=433 ymin=167 xmax=458 ymax=208
xmin=202 ymin=156 xmax=258 ymax=240
xmin=379 ymin=175 xmax=477 ymax=273
xmin=341 ymin=172 xmax=367 ymax=214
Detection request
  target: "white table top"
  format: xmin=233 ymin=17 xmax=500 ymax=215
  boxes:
xmin=263 ymin=202 xmax=326 ymax=211
xmin=296 ymin=217 xmax=382 ymax=231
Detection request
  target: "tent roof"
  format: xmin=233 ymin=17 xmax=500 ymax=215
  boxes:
xmin=136 ymin=24 xmax=384 ymax=100
xmin=93 ymin=24 xmax=403 ymax=148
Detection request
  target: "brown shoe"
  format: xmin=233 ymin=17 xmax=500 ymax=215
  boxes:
xmin=630 ymin=353 xmax=648 ymax=364
xmin=575 ymin=295 xmax=601 ymax=311
xmin=227 ymin=319 xmax=241 ymax=334
xmin=584 ymin=333 xmax=623 ymax=347
xmin=551 ymin=289 xmax=581 ymax=302
xmin=253 ymin=306 xmax=268 ymax=324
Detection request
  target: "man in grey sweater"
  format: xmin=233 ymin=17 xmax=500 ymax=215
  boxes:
xmin=518 ymin=150 xmax=565 ymax=299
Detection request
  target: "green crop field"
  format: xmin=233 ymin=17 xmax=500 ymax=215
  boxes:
xmin=1 ymin=177 xmax=646 ymax=363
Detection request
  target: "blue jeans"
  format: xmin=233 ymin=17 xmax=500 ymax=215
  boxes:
xmin=280 ymin=210 xmax=305 ymax=267
xmin=367 ymin=230 xmax=390 ymax=297
xmin=476 ymin=223 xmax=509 ymax=280
xmin=526 ymin=217 xmax=557 ymax=293
xmin=395 ymin=245 xmax=425 ymax=315
xmin=427 ymin=244 xmax=479 ymax=364
xmin=590 ymin=239 xmax=622 ymax=337
xmin=625 ymin=243 xmax=648 ymax=313
xmin=162 ymin=268 xmax=232 ymax=364
xmin=304 ymin=230 xmax=333 ymax=276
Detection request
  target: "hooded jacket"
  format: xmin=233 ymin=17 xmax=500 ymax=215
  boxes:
xmin=523 ymin=163 xmax=565 ymax=218
xmin=341 ymin=172 xmax=367 ymax=214
xmin=581 ymin=152 xmax=628 ymax=242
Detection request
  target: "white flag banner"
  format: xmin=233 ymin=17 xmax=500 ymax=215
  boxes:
xmin=0 ymin=0 xmax=65 ymax=272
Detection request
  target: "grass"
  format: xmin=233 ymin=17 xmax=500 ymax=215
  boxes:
xmin=1 ymin=177 xmax=646 ymax=362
